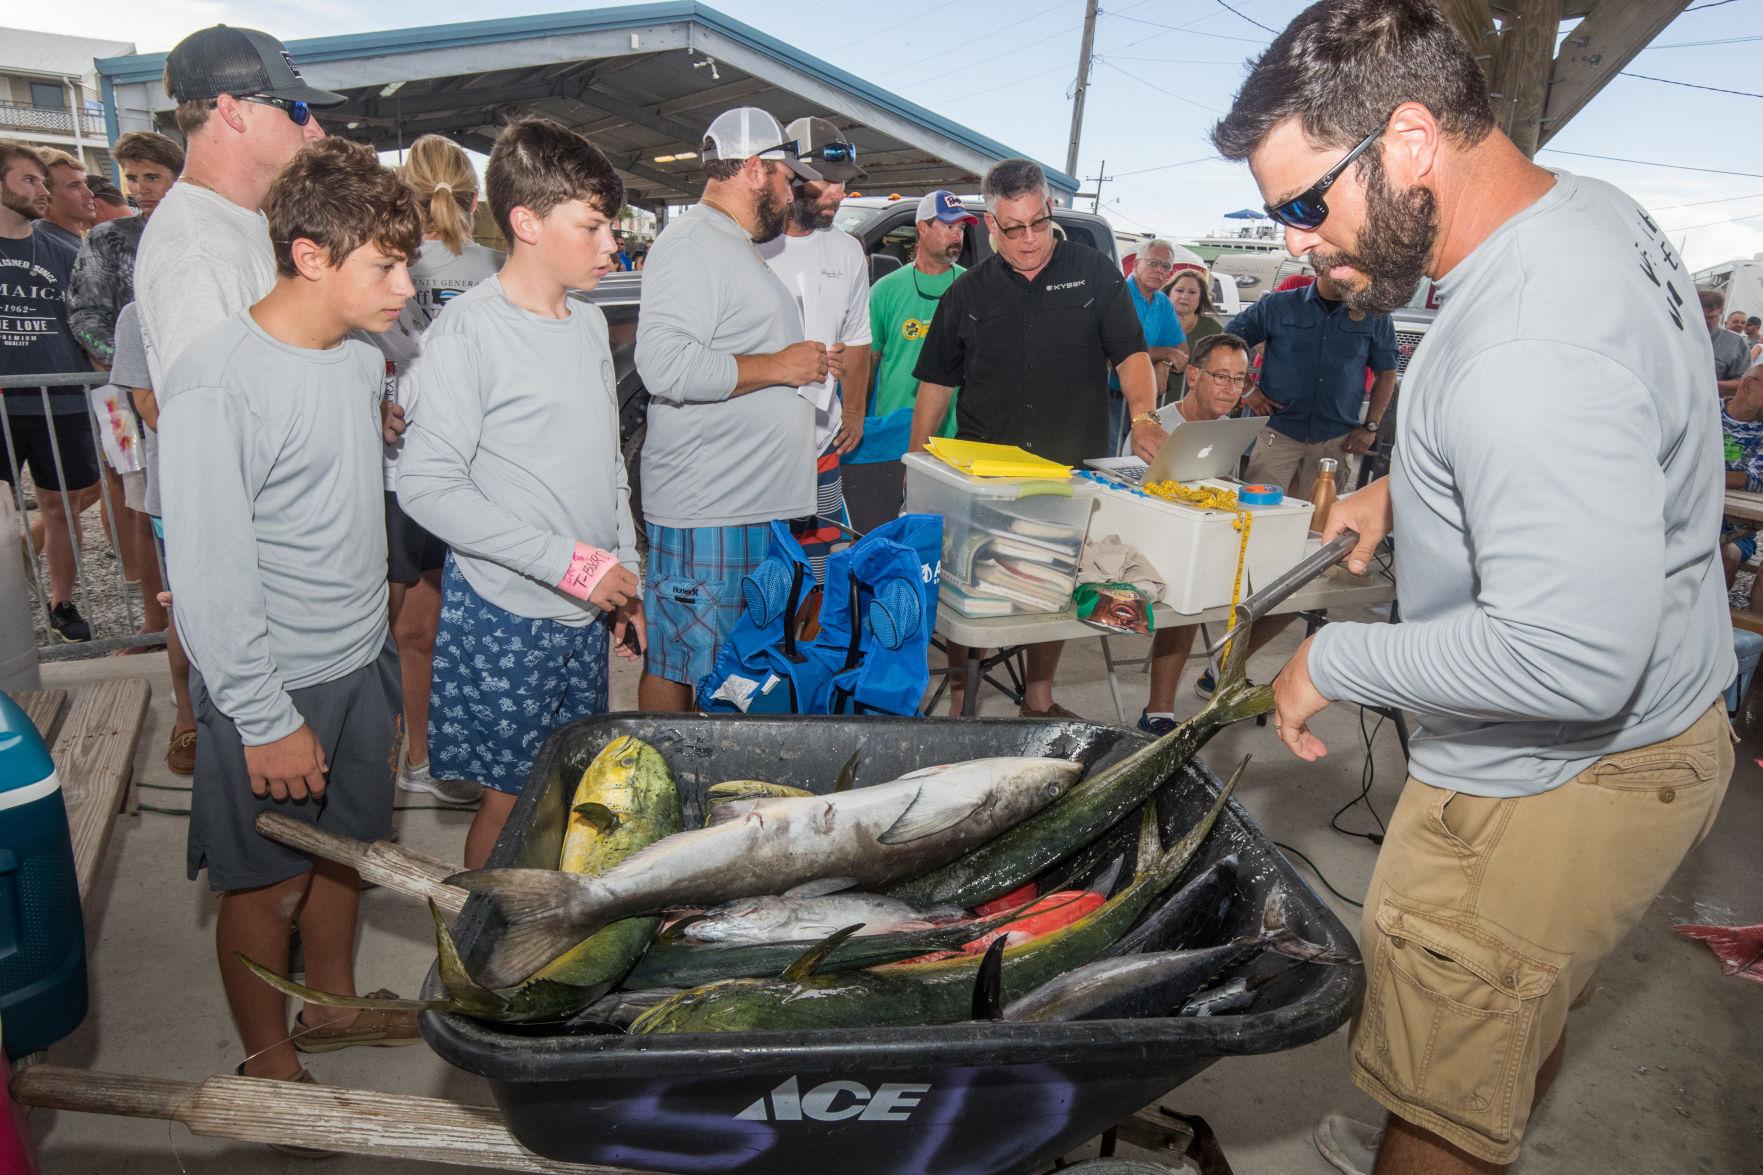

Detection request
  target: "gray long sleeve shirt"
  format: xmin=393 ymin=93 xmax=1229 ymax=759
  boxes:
xmin=1309 ymin=171 xmax=1734 ymax=797
xmin=158 ymin=311 xmax=388 ymax=746
xmin=634 ymin=203 xmax=814 ymax=527
xmin=396 ymin=276 xmax=636 ymax=624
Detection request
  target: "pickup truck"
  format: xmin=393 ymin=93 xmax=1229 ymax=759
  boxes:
xmin=576 ymin=195 xmax=1122 ymax=513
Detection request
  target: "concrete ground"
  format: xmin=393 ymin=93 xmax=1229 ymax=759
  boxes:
xmin=25 ymin=605 xmax=1763 ymax=1174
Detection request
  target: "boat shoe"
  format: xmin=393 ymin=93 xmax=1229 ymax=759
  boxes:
xmin=292 ymin=990 xmax=422 ymax=1053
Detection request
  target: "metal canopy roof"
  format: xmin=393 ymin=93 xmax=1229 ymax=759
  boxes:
xmin=95 ymin=1 xmax=1080 ymax=207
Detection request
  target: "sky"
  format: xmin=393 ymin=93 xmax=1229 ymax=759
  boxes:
xmin=23 ymin=0 xmax=1763 ymax=272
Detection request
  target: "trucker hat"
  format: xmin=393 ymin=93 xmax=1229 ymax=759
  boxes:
xmin=164 ymin=25 xmax=346 ymax=107
xmin=703 ymin=108 xmax=822 ymax=182
xmin=916 ymin=190 xmax=979 ymax=226
xmin=784 ymin=116 xmax=865 ymax=183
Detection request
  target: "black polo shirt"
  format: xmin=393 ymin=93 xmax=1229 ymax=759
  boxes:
xmin=912 ymin=240 xmax=1146 ymax=465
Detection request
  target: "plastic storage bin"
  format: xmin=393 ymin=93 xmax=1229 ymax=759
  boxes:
xmin=903 ymin=451 xmax=1097 ymax=618
xmin=422 ymin=715 xmax=1364 ymax=1175
xmin=1087 ymin=479 xmax=1314 ymax=614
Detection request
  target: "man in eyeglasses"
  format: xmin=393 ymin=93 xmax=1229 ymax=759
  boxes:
xmin=911 ymin=157 xmax=1161 ymax=719
xmin=1215 ymin=3 xmax=1735 ymax=1174
xmin=132 ymin=29 xmax=339 ymax=788
xmin=1107 ymin=239 xmax=1188 ymax=454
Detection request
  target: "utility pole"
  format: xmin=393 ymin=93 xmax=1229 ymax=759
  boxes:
xmin=1086 ymin=160 xmax=1110 ymax=213
xmin=1064 ymin=0 xmax=1100 ymax=178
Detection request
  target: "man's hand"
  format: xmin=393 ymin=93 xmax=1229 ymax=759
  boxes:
xmin=381 ymin=401 xmax=407 ymax=445
xmin=1244 ymin=390 xmax=1281 ymax=417
xmin=1341 ymin=426 xmax=1377 ymax=455
xmin=1324 ymin=476 xmax=1394 ymax=574
xmin=775 ymin=340 xmax=831 ymax=387
xmin=1129 ymin=419 xmax=1169 ymax=463
xmin=834 ymin=410 xmax=865 ymax=455
xmin=612 ymin=597 xmax=646 ymax=660
xmin=826 ymin=342 xmax=846 ymax=384
xmin=1271 ymin=636 xmax=1332 ymax=762
xmin=243 ymin=724 xmax=328 ymax=802
xmin=588 ymin=563 xmax=638 ymax=613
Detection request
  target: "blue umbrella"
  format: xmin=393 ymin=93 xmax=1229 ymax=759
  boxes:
xmin=1223 ymin=208 xmax=1266 ymax=220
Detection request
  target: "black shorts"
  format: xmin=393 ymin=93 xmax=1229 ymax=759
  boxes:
xmin=1 ymin=410 xmax=100 ymax=492
xmin=186 ymin=640 xmax=401 ymax=892
xmin=384 ymin=490 xmax=447 ymax=586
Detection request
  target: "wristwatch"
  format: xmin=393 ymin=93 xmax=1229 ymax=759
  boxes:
xmin=1131 ymin=411 xmax=1162 ymax=429
xmin=1360 ymin=419 xmax=1380 ymax=433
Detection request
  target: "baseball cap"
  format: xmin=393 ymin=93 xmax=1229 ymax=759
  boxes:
xmin=164 ymin=25 xmax=346 ymax=107
xmin=785 ymin=116 xmax=865 ymax=183
xmin=702 ymin=108 xmax=822 ymax=182
xmin=915 ymin=190 xmax=979 ymax=226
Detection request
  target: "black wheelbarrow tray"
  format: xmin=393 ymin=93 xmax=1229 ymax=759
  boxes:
xmin=421 ymin=714 xmax=1364 ymax=1175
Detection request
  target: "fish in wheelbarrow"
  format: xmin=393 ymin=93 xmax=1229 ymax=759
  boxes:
xmin=890 ymin=652 xmax=1270 ymax=909
xmin=626 ymin=758 xmax=1247 ymax=1035
xmin=448 ymin=755 xmax=1083 ymax=988
xmin=997 ymin=893 xmax=1352 ymax=1022
xmin=239 ymin=735 xmax=682 ymax=1023
xmin=670 ymin=892 xmax=966 ymax=945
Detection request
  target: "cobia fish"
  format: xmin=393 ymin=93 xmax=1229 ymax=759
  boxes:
xmin=448 ymin=756 xmax=1083 ymax=988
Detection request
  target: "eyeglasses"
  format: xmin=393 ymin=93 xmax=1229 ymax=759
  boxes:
xmin=242 ymin=94 xmax=312 ymax=127
xmin=1138 ymin=257 xmax=1175 ymax=272
xmin=1263 ymin=116 xmax=1389 ymax=231
xmin=1199 ymin=369 xmax=1249 ymax=388
xmin=992 ymin=204 xmax=1054 ymax=241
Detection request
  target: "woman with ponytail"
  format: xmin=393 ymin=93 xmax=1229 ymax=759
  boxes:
xmin=374 ymin=134 xmax=504 ymax=808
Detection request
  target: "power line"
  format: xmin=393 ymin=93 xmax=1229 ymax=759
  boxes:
xmin=1212 ymin=0 xmax=1280 ymax=35
xmin=870 ymin=0 xmax=1074 ymax=82
xmin=1662 ymin=210 xmax=1763 ymax=234
xmin=1646 ymin=33 xmax=1763 ymax=48
xmin=1114 ymin=152 xmax=1225 ymax=178
xmin=1653 ymin=190 xmax=1763 ymax=211
xmin=1685 ymin=0 xmax=1743 ymax=10
xmin=938 ymin=63 xmax=1072 ymax=105
xmin=1103 ymin=11 xmax=1272 ymax=45
xmin=1096 ymin=58 xmax=1224 ymax=114
xmin=1539 ymin=147 xmax=1763 ymax=179
xmin=1620 ymin=71 xmax=1763 ymax=99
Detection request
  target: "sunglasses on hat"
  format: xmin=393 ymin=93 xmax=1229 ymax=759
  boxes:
xmin=1263 ymin=116 xmax=1389 ymax=231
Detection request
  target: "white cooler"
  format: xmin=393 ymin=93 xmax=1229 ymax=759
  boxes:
xmin=1087 ymin=478 xmax=1314 ymax=614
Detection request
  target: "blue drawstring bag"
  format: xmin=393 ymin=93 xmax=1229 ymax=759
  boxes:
xmin=813 ymin=513 xmax=942 ymax=717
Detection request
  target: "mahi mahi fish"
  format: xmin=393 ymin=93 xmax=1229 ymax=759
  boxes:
xmin=448 ymin=756 xmax=1084 ymax=988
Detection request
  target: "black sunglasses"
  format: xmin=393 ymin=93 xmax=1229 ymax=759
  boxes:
xmin=242 ymin=94 xmax=312 ymax=127
xmin=808 ymin=142 xmax=857 ymax=165
xmin=1264 ymin=118 xmax=1388 ymax=231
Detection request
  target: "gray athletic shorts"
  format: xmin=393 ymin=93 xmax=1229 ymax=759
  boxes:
xmin=186 ymin=639 xmax=401 ymax=892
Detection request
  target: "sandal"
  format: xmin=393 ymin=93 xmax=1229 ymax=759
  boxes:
xmin=232 ymin=1063 xmax=336 ymax=1159
xmin=292 ymin=990 xmax=422 ymax=1053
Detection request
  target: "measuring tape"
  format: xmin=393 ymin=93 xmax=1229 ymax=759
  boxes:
xmin=1145 ymin=480 xmax=1254 ymax=669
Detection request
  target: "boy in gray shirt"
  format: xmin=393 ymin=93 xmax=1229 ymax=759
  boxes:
xmin=397 ymin=118 xmax=642 ymax=869
xmin=158 ymin=139 xmax=424 ymax=1083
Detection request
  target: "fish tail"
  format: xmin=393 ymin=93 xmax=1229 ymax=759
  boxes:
xmin=234 ymin=952 xmax=448 ymax=1013
xmin=443 ymin=868 xmax=603 ymax=989
xmin=1252 ymin=891 xmax=1354 ymax=965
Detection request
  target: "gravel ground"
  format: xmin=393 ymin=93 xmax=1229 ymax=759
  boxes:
xmin=16 ymin=478 xmax=158 ymax=657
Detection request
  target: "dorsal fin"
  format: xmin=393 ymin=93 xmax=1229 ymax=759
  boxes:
xmin=835 ymin=750 xmax=861 ymax=792
xmin=971 ymin=936 xmax=1007 ymax=1020
xmin=782 ymin=924 xmax=865 ymax=981
xmin=573 ymin=802 xmax=621 ymax=835
xmin=1134 ymin=802 xmax=1162 ymax=876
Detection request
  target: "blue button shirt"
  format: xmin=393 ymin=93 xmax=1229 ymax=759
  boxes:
xmin=1228 ymin=285 xmax=1398 ymax=443
xmin=1110 ymin=278 xmax=1185 ymax=392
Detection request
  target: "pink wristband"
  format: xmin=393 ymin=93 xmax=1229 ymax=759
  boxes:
xmin=557 ymin=542 xmax=618 ymax=601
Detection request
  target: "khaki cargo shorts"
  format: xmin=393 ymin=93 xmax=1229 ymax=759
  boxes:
xmin=1349 ymin=702 xmax=1732 ymax=1165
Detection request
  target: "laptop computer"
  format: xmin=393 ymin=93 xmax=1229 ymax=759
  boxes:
xmin=1085 ymin=414 xmax=1269 ymax=486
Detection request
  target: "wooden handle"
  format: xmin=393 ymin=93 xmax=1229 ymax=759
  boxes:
xmin=254 ymin=813 xmax=466 ymax=913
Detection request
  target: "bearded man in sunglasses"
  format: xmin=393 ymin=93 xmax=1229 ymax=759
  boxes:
xmin=1215 ymin=3 xmax=1735 ymax=1174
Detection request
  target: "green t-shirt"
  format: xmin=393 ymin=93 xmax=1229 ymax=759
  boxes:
xmin=869 ymin=263 xmax=962 ymax=435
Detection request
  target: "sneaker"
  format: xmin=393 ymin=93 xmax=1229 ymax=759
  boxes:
xmin=1194 ymin=668 xmax=1255 ymax=700
xmin=48 ymin=601 xmax=92 ymax=643
xmin=396 ymin=749 xmax=483 ymax=805
xmin=292 ymin=990 xmax=423 ymax=1053
xmin=165 ymin=729 xmax=197 ymax=776
xmin=1137 ymin=710 xmax=1177 ymax=737
xmin=1314 ymin=1114 xmax=1383 ymax=1175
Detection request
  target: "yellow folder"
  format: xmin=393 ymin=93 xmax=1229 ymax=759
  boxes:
xmin=926 ymin=438 xmax=1073 ymax=480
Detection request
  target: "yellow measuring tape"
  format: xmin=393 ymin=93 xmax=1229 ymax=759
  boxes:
xmin=1145 ymin=480 xmax=1253 ymax=668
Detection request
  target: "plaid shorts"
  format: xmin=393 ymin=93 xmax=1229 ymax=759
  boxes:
xmin=428 ymin=557 xmax=609 ymax=794
xmin=644 ymin=521 xmax=773 ymax=686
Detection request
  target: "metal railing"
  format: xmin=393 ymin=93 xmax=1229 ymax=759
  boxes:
xmin=0 ymin=100 xmax=107 ymax=138
xmin=2 ymin=372 xmax=165 ymax=660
